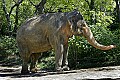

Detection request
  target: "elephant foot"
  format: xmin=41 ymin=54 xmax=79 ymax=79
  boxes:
xmin=62 ymin=66 xmax=70 ymax=71
xmin=21 ymin=65 xmax=29 ymax=74
xmin=56 ymin=67 xmax=63 ymax=72
xmin=56 ymin=66 xmax=70 ymax=72
xmin=21 ymin=69 xmax=29 ymax=74
xmin=30 ymin=68 xmax=38 ymax=73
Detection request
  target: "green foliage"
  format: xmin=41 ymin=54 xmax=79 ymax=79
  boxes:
xmin=19 ymin=1 xmax=35 ymax=23
xmin=38 ymin=56 xmax=55 ymax=70
xmin=0 ymin=36 xmax=18 ymax=60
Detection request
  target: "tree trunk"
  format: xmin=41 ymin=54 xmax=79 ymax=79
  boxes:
xmin=2 ymin=0 xmax=12 ymax=35
xmin=35 ymin=0 xmax=47 ymax=14
xmin=85 ymin=0 xmax=95 ymax=25
xmin=115 ymin=0 xmax=120 ymax=23
xmin=13 ymin=5 xmax=19 ymax=34
xmin=89 ymin=0 xmax=95 ymax=10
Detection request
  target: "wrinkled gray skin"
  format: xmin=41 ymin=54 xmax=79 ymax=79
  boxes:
xmin=16 ymin=10 xmax=115 ymax=74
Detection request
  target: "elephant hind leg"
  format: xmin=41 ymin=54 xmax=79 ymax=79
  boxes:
xmin=20 ymin=53 xmax=31 ymax=74
xmin=30 ymin=53 xmax=42 ymax=73
xmin=18 ymin=42 xmax=31 ymax=74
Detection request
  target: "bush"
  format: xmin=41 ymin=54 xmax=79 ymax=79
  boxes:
xmin=0 ymin=35 xmax=18 ymax=60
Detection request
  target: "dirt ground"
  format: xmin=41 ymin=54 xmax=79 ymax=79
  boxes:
xmin=0 ymin=65 xmax=120 ymax=80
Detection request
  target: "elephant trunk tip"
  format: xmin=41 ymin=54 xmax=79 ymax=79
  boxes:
xmin=101 ymin=45 xmax=116 ymax=50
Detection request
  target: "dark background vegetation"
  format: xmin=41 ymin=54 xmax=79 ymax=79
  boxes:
xmin=0 ymin=0 xmax=120 ymax=70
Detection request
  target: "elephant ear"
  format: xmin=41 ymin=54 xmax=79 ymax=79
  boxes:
xmin=68 ymin=10 xmax=83 ymax=31
xmin=68 ymin=10 xmax=84 ymax=25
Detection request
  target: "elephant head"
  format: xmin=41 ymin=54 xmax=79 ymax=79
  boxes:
xmin=67 ymin=10 xmax=115 ymax=50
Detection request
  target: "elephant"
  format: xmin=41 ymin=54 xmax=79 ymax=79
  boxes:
xmin=16 ymin=10 xmax=115 ymax=74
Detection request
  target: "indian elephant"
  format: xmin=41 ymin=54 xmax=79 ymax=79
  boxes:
xmin=16 ymin=10 xmax=115 ymax=74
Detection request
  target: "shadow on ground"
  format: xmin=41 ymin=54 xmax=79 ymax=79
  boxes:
xmin=0 ymin=56 xmax=120 ymax=80
xmin=0 ymin=68 xmax=80 ymax=79
xmin=0 ymin=66 xmax=120 ymax=80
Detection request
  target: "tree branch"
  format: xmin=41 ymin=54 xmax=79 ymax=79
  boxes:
xmin=2 ymin=0 xmax=23 ymax=35
xmin=85 ymin=0 xmax=90 ymax=6
xmin=9 ymin=0 xmax=23 ymax=16
xmin=28 ymin=0 xmax=36 ymax=7
xmin=2 ymin=0 xmax=11 ymax=33
xmin=29 ymin=0 xmax=47 ymax=14
xmin=35 ymin=0 xmax=47 ymax=14
xmin=13 ymin=0 xmax=17 ymax=3
xmin=13 ymin=5 xmax=19 ymax=34
xmin=90 ymin=0 xmax=95 ymax=10
xmin=9 ymin=4 xmax=17 ymax=16
xmin=2 ymin=0 xmax=10 ymax=22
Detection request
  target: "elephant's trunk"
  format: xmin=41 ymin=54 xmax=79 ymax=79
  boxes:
xmin=82 ymin=23 xmax=115 ymax=50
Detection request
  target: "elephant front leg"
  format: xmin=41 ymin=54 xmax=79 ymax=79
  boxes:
xmin=62 ymin=44 xmax=70 ymax=71
xmin=55 ymin=44 xmax=64 ymax=72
